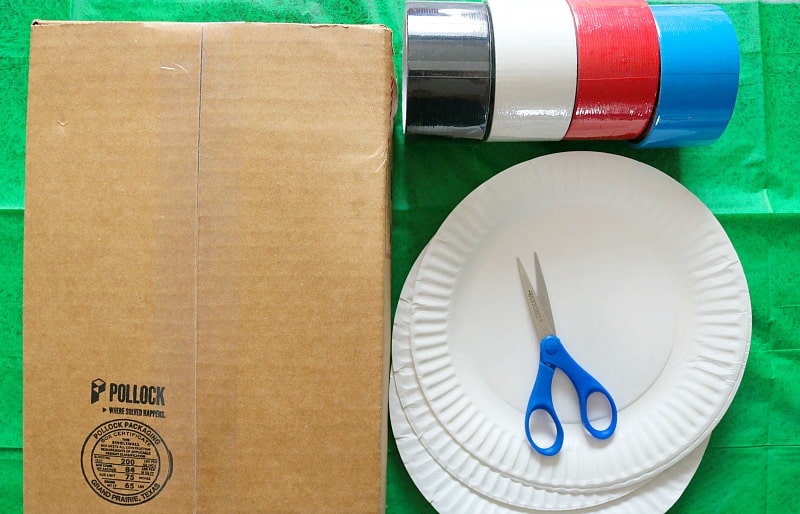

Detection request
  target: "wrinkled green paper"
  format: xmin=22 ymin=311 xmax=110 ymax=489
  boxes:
xmin=1 ymin=1 xmax=798 ymax=512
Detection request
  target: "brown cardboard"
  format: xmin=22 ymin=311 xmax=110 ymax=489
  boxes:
xmin=24 ymin=21 xmax=394 ymax=513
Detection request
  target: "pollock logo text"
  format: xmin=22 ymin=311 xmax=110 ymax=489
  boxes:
xmin=91 ymin=379 xmax=166 ymax=406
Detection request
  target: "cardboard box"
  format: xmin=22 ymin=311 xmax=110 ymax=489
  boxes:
xmin=24 ymin=21 xmax=394 ymax=513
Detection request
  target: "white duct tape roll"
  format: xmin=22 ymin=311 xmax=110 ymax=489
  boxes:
xmin=487 ymin=0 xmax=577 ymax=141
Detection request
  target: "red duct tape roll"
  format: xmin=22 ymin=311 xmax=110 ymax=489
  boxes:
xmin=564 ymin=0 xmax=660 ymax=140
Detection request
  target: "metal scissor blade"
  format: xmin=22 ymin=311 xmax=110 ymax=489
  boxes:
xmin=516 ymin=256 xmax=557 ymax=338
xmin=534 ymin=252 xmax=556 ymax=334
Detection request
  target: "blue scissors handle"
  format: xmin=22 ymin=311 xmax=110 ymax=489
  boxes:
xmin=525 ymin=335 xmax=618 ymax=456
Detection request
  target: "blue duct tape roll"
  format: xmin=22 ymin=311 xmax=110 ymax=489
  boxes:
xmin=634 ymin=5 xmax=739 ymax=148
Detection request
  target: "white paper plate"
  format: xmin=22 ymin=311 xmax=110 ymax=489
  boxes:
xmin=393 ymin=246 xmax=636 ymax=510
xmin=392 ymin=243 xmax=709 ymax=511
xmin=391 ymin=373 xmax=710 ymax=514
xmin=409 ymin=152 xmax=750 ymax=492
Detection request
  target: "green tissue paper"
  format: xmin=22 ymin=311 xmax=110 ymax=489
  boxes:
xmin=3 ymin=1 xmax=800 ymax=512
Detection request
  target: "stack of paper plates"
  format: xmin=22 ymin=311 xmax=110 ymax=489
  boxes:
xmin=390 ymin=152 xmax=751 ymax=513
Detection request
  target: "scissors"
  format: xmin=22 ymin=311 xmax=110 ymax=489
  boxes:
xmin=517 ymin=254 xmax=617 ymax=456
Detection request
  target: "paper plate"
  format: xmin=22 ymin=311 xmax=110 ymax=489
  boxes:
xmin=393 ymin=243 xmax=708 ymax=511
xmin=393 ymin=247 xmax=636 ymax=510
xmin=391 ymin=373 xmax=710 ymax=514
xmin=409 ymin=152 xmax=750 ymax=492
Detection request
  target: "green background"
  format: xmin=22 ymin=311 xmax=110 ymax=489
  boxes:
xmin=1 ymin=0 xmax=798 ymax=512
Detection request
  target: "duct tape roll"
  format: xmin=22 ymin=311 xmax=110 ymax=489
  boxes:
xmin=565 ymin=0 xmax=660 ymax=140
xmin=403 ymin=1 xmax=493 ymax=140
xmin=486 ymin=0 xmax=576 ymax=141
xmin=634 ymin=5 xmax=740 ymax=148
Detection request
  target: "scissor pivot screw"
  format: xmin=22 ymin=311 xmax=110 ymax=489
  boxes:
xmin=543 ymin=336 xmax=560 ymax=355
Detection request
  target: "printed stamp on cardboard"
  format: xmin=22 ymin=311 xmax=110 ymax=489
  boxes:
xmin=81 ymin=419 xmax=173 ymax=506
